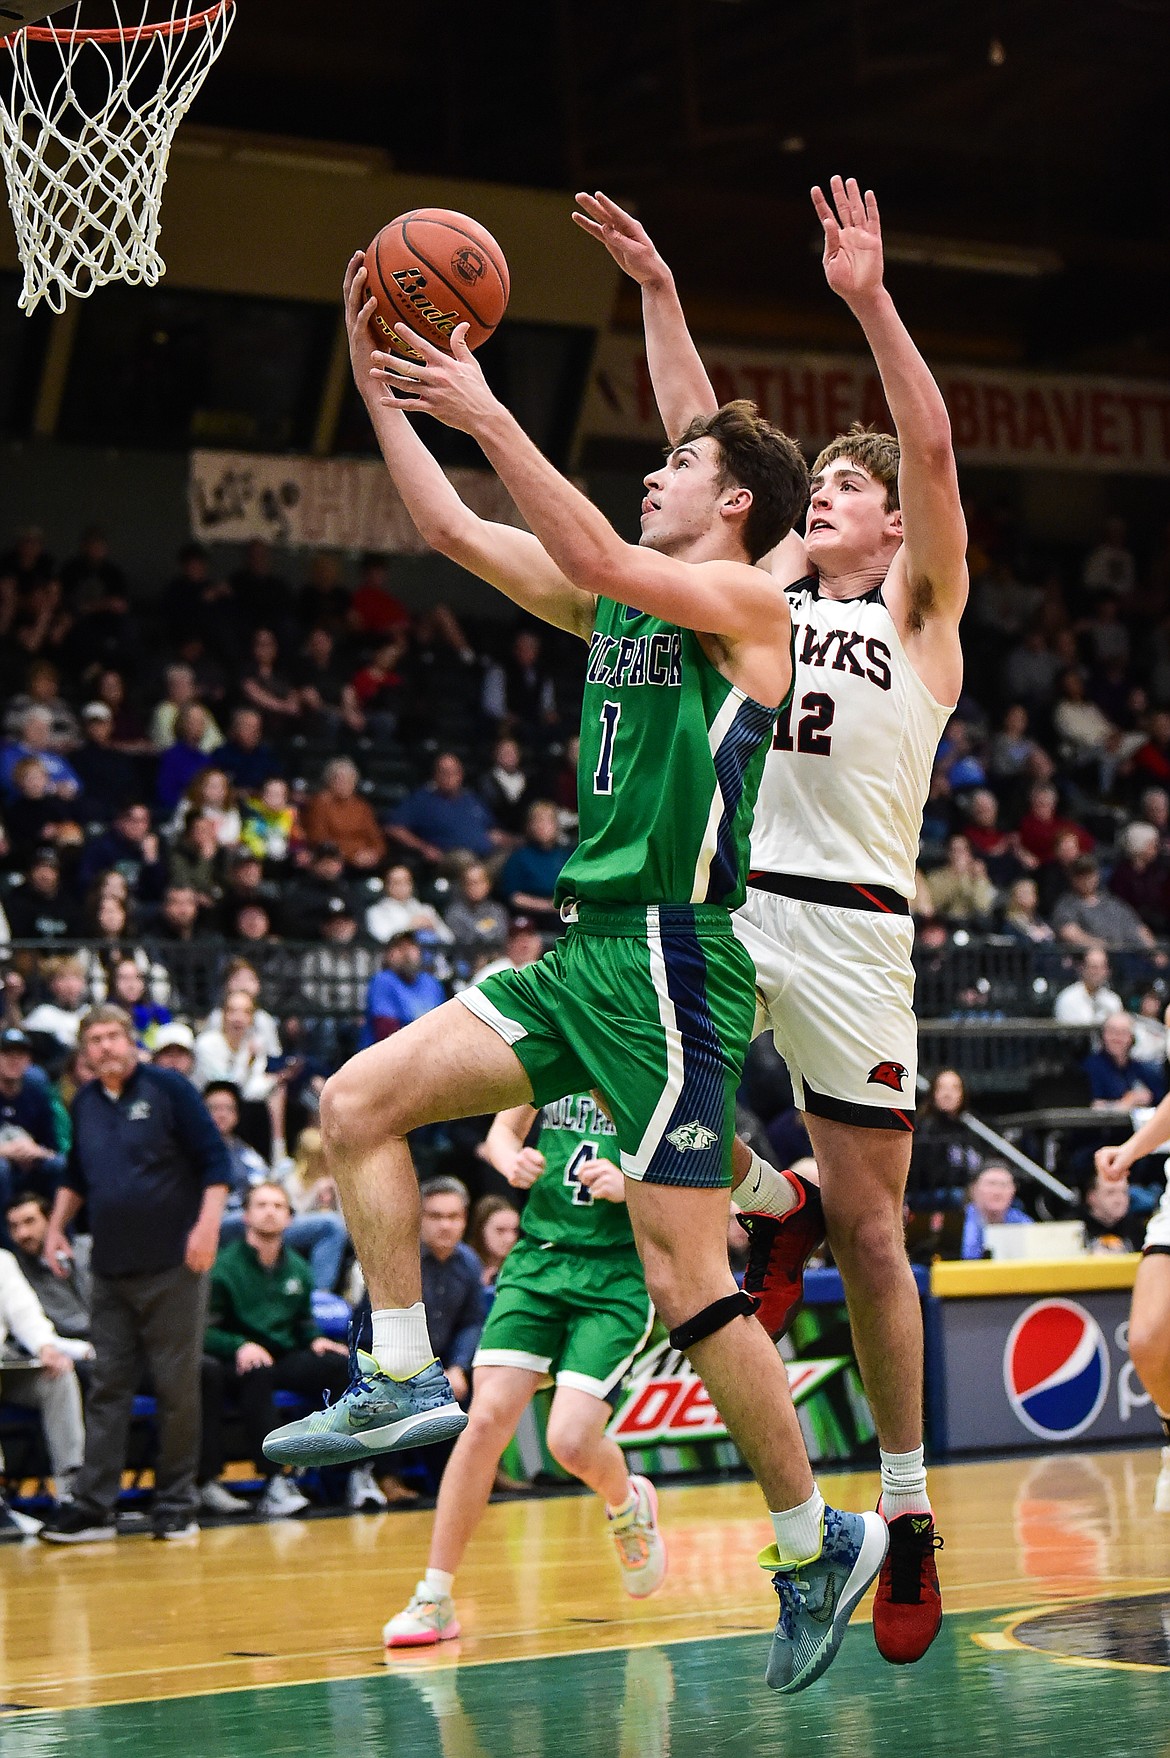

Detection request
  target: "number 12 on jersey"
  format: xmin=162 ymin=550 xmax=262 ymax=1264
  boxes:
xmin=773 ymin=690 xmax=835 ymax=755
xmin=593 ymin=700 xmax=621 ymax=794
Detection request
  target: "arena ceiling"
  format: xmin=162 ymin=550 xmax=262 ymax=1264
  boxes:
xmin=186 ymin=0 xmax=1170 ymax=375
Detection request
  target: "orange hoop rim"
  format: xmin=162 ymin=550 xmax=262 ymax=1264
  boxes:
xmin=8 ymin=0 xmax=232 ymax=45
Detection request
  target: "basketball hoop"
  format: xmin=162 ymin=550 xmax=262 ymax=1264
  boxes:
xmin=0 ymin=1 xmax=236 ymax=314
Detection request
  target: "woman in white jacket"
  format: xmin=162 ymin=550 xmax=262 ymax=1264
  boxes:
xmin=0 ymin=1248 xmax=85 ymax=1531
xmin=193 ymin=989 xmax=284 ymax=1163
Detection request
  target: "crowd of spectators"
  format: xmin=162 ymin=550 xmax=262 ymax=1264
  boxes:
xmin=0 ymin=525 xmax=586 ymax=1529
xmin=914 ymin=510 xmax=1170 ymax=972
xmin=0 ymin=524 xmax=586 ymax=1127
xmin=3 ymin=504 xmax=1170 ymax=1524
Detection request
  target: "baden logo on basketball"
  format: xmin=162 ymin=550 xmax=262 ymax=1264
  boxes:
xmin=1003 ymin=1298 xmax=1110 ymax=1440
xmin=452 ymin=246 xmax=486 ymax=285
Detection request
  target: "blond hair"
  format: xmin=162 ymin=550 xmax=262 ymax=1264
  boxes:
xmin=811 ymin=423 xmax=900 ymax=510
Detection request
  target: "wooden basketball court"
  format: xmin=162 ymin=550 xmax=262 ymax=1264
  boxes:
xmin=3 ymin=1446 xmax=1168 ymax=1755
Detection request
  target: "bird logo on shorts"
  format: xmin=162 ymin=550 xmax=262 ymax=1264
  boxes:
xmin=866 ymin=1062 xmax=908 ymax=1092
xmin=666 ymin=1120 xmax=719 ymax=1152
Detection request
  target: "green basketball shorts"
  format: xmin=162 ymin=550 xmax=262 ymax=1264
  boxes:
xmin=457 ymin=901 xmax=757 ymax=1189
xmin=473 ymin=1235 xmax=653 ymax=1399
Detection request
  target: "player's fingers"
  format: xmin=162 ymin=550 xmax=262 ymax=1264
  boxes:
xmin=372 ymin=349 xmax=421 ymax=380
xmin=828 ymin=173 xmax=848 ymax=226
xmin=450 ymin=321 xmax=473 ymax=359
xmin=571 ymin=212 xmax=607 ymax=239
xmin=864 ymin=187 xmax=880 ymax=229
xmin=369 ymin=368 xmax=422 ymax=403
xmin=593 ymin=190 xmax=639 ymax=229
xmin=810 ymin=184 xmax=836 ymax=234
xmin=574 ymin=190 xmax=607 ymax=218
xmin=393 ymin=320 xmax=444 ymax=363
xmin=844 ymin=176 xmax=866 ymax=226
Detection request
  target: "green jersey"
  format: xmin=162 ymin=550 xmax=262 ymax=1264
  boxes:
xmin=555 ymin=596 xmax=782 ymax=913
xmin=521 ymin=1090 xmax=638 ymax=1254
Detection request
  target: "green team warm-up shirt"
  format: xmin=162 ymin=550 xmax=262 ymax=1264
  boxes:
xmin=520 ymin=1091 xmax=637 ymax=1255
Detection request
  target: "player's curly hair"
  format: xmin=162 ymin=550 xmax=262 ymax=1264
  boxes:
xmin=812 ymin=423 xmax=901 ymax=510
xmin=673 ymin=400 xmax=809 ymax=563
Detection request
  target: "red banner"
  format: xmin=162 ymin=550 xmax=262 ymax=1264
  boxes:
xmin=584 ymin=335 xmax=1170 ymax=476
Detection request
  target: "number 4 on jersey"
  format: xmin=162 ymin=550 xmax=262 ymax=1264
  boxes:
xmin=593 ymin=700 xmax=621 ymax=794
xmin=564 ymin=1141 xmax=598 ymax=1205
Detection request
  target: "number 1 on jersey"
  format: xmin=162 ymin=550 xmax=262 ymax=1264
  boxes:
xmin=593 ymin=700 xmax=621 ymax=795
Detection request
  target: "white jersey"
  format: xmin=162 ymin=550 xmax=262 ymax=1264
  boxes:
xmin=750 ymin=578 xmax=952 ymax=899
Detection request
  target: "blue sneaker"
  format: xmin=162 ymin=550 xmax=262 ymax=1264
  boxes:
xmin=262 ymin=1350 xmax=468 ymax=1466
xmin=763 ymin=1507 xmax=888 ymax=1693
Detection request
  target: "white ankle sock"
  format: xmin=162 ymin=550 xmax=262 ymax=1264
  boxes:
xmin=880 ymin=1445 xmax=931 ymax=1520
xmin=770 ymin=1487 xmax=826 ymax=1567
xmin=737 ymin=1151 xmax=800 ymax=1221
xmin=606 ymin=1481 xmax=637 ymax=1520
xmin=371 ymin=1304 xmax=434 ymax=1380
xmin=423 ymin=1566 xmax=454 ymax=1599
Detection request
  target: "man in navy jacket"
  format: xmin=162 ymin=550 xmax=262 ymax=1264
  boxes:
xmin=38 ymin=1006 xmax=229 ymax=1543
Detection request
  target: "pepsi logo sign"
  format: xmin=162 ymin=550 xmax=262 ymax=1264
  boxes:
xmin=1003 ymin=1298 xmax=1110 ymax=1441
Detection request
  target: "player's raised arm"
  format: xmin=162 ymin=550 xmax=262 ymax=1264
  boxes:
xmin=372 ymin=324 xmax=800 ymax=662
xmin=813 ymin=178 xmax=968 ymax=624
xmin=573 ymin=191 xmax=718 ymax=443
xmin=575 ymin=195 xmax=810 ymax=592
xmin=345 ymin=255 xmax=596 ymax=641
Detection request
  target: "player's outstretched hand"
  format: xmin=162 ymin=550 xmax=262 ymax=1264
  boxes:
xmin=572 ymin=191 xmax=670 ymax=288
xmin=371 ymin=323 xmax=498 ymax=434
xmin=1094 ymin=1144 xmax=1130 ymax=1185
xmin=576 ymin=1158 xmax=625 ymax=1204
xmin=504 ymin=1147 xmax=546 ymax=1190
xmin=344 ymin=253 xmax=383 ymax=394
xmin=812 ymin=176 xmax=884 ymax=305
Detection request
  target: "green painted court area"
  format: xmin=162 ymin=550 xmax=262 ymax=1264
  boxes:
xmin=4 ymin=1609 xmax=1166 ymax=1758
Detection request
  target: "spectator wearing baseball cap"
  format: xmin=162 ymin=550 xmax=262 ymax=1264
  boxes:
xmin=71 ymin=702 xmax=137 ymax=823
xmin=283 ymin=842 xmax=356 ymax=939
xmin=4 ymin=850 xmax=79 ymax=942
xmin=363 ymin=931 xmax=446 ymax=1046
xmin=0 ymin=1028 xmax=66 ymax=1217
xmin=215 ymin=846 xmax=282 ymax=936
xmin=459 ymin=915 xmax=545 ymax=990
xmin=152 ymin=1022 xmax=196 ymax=1081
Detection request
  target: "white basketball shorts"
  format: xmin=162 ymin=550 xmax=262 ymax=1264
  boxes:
xmin=733 ymin=880 xmax=917 ymax=1132
xmin=1144 ymin=1183 xmax=1170 ymax=1254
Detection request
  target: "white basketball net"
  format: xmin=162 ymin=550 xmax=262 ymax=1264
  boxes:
xmin=0 ymin=1 xmax=235 ymax=314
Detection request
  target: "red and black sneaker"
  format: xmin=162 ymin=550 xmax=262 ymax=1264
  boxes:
xmin=872 ymin=1509 xmax=943 ymax=1664
xmin=736 ymin=1169 xmax=825 ymax=1340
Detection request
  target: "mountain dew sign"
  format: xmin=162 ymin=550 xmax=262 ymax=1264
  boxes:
xmin=608 ymin=1340 xmax=849 ymax=1448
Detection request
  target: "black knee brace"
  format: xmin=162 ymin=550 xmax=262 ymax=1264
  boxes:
xmin=668 ymin=1290 xmax=758 ymax=1353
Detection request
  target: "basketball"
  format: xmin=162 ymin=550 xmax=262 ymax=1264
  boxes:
xmin=363 ymin=208 xmax=510 ymax=361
